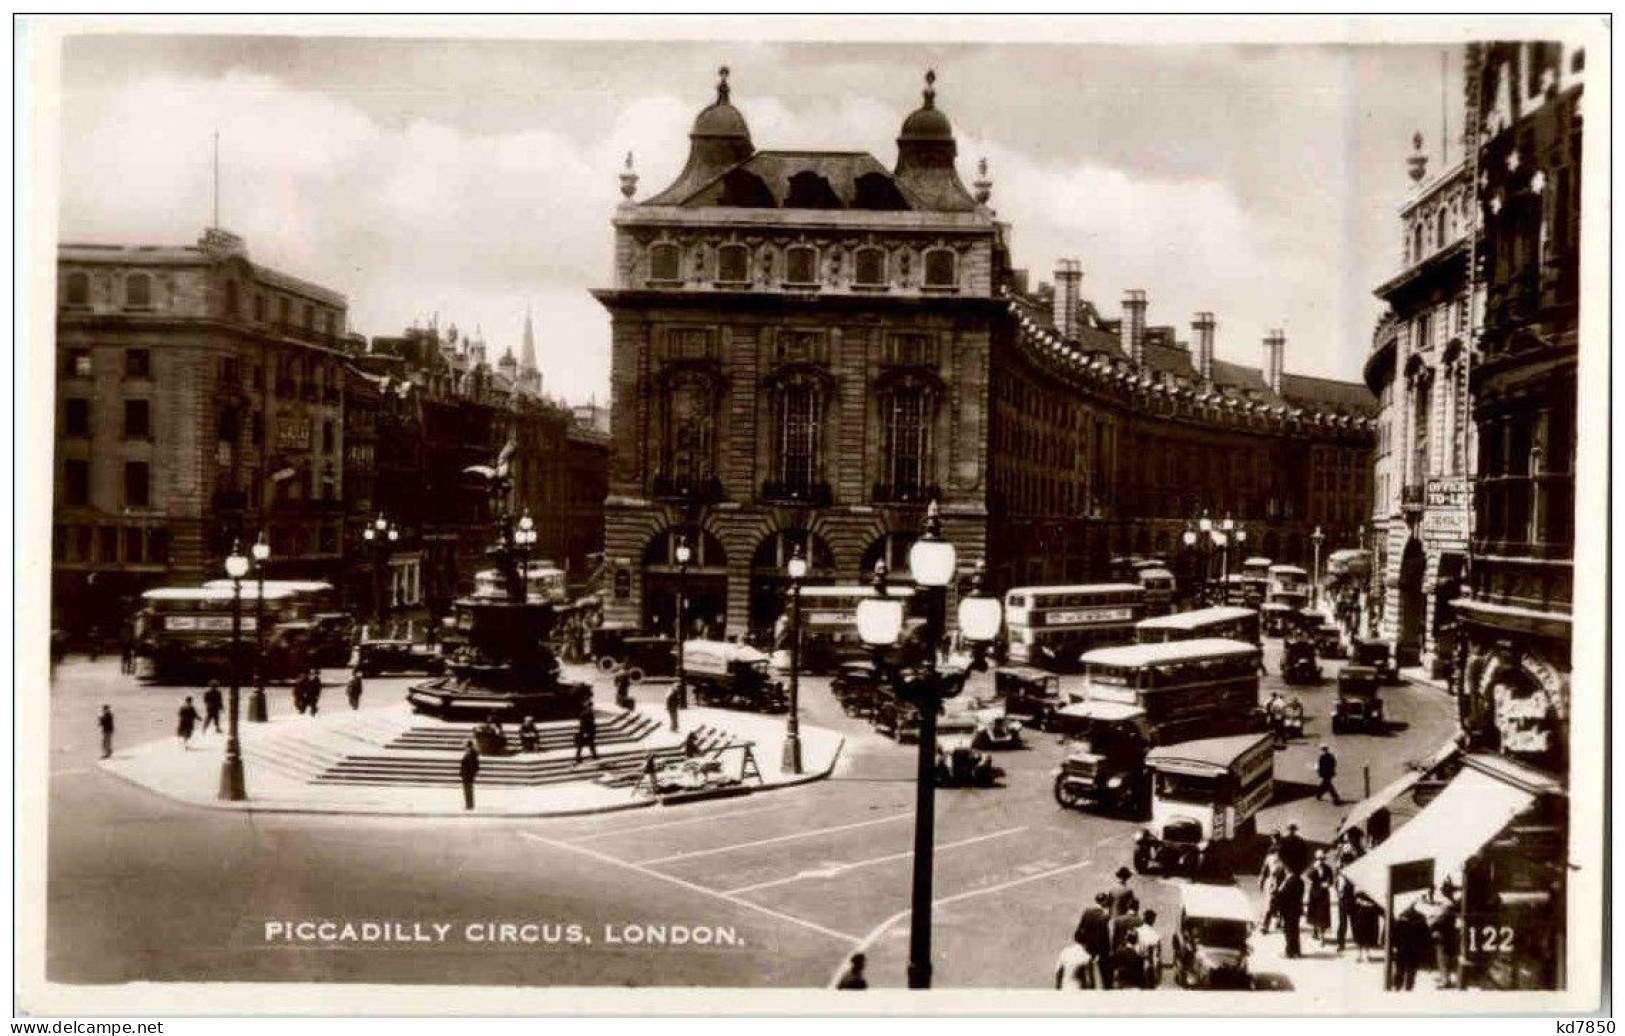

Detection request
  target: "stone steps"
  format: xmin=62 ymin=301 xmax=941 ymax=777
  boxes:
xmin=313 ymin=725 xmax=736 ymax=788
xmin=384 ymin=710 xmax=658 ymax=753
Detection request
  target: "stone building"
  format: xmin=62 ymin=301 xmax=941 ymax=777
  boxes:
xmin=54 ymin=227 xmax=351 ymax=642
xmin=1367 ymin=138 xmax=1479 ymax=672
xmin=595 ymin=70 xmax=1375 ymax=639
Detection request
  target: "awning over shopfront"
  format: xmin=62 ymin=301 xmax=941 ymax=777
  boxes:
xmin=1343 ymin=764 xmax=1536 ymax=903
xmin=1338 ymin=740 xmax=1461 ymax=838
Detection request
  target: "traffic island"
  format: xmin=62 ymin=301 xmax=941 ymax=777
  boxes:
xmin=97 ymin=700 xmax=844 ymax=817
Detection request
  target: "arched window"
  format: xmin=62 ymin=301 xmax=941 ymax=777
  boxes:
xmin=649 ymin=243 xmax=681 ymax=283
xmin=63 ymin=271 xmax=89 ymax=307
xmin=1436 ymin=208 xmax=1449 ymax=249
xmin=1412 ymin=222 xmax=1425 ymax=263
xmin=854 ymin=247 xmax=887 ymax=287
xmin=1411 ymin=373 xmax=1433 ymax=483
xmin=717 ymin=243 xmax=750 ymax=284
xmin=785 ymin=246 xmax=818 ymax=287
xmin=923 ymin=249 xmax=956 ymax=288
xmin=125 ymin=273 xmax=152 ymax=310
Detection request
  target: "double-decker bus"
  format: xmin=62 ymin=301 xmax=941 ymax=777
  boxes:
xmin=784 ymin=584 xmax=918 ymax=673
xmin=1135 ymin=605 xmax=1261 ymax=648
xmin=201 ymin=579 xmax=352 ymax=666
xmin=1003 ymin=583 xmax=1145 ymax=668
xmin=136 ymin=581 xmax=341 ymax=683
xmin=1267 ymin=564 xmax=1310 ymax=597
xmin=1076 ymin=638 xmax=1263 ymax=744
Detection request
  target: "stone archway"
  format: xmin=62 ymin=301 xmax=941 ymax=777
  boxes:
xmin=1396 ymin=537 xmax=1426 ymax=665
xmin=748 ymin=529 xmax=838 ymax=636
xmin=641 ymin=526 xmax=728 ymax=638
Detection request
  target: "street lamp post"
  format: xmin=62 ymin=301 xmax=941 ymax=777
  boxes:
xmin=782 ymin=545 xmax=807 ymax=775
xmin=854 ymin=501 xmax=1000 ymax=989
xmin=674 ymin=533 xmax=692 ymax=708
xmin=1311 ymin=525 xmax=1325 ymax=609
xmin=219 ymin=543 xmax=250 ymax=801
xmin=362 ymin=513 xmax=399 ymax=638
xmin=248 ymin=532 xmax=270 ymax=723
xmin=515 ymin=513 xmax=537 ymax=599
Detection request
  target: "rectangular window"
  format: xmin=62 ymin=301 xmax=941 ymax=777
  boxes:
xmin=883 ymin=390 xmax=929 ymax=495
xmin=924 ymin=249 xmax=957 ymax=288
xmin=63 ymin=350 xmax=92 ymax=378
xmin=777 ymin=386 xmax=823 ymax=492
xmin=649 ymin=244 xmax=681 ymax=282
xmin=125 ymin=349 xmax=151 ymax=379
xmin=148 ymin=527 xmax=170 ymax=563
xmin=717 ymin=246 xmax=749 ymax=284
xmin=99 ymin=526 xmax=119 ymax=564
xmin=123 ymin=527 xmax=145 ymax=564
xmin=63 ymin=459 xmax=90 ymax=505
xmin=63 ymin=398 xmax=89 ymax=438
xmin=124 ymin=461 xmax=150 ymax=508
xmin=124 ymin=399 xmax=151 ymax=439
xmin=323 ymin=420 xmax=336 ymax=454
xmin=73 ymin=526 xmax=92 ymax=562
xmin=855 ymin=248 xmax=886 ymax=287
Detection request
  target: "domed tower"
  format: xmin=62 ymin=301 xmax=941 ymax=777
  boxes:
xmin=644 ymin=67 xmax=755 ymax=204
xmin=893 ymin=70 xmax=977 ymax=211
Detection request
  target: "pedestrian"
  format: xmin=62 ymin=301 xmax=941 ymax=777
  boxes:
xmin=201 ymin=681 xmax=224 ymax=734
xmin=1074 ymin=892 xmax=1113 ymax=989
xmin=574 ymin=702 xmax=599 ymax=764
xmin=120 ymin=637 xmax=136 ymax=675
xmin=305 ymin=669 xmax=323 ymax=716
xmin=345 ymin=668 xmax=364 ymax=711
xmin=1430 ymin=884 xmax=1461 ymax=988
xmin=518 ymin=716 xmax=541 ymax=754
xmin=614 ymin=666 xmax=633 ymax=711
xmin=1335 ymin=870 xmax=1358 ymax=952
xmin=176 ymin=696 xmax=201 ymax=749
xmin=459 ymin=739 xmax=480 ymax=811
xmin=1105 ymin=866 xmax=1140 ymax=944
xmin=1351 ymin=893 xmax=1382 ymax=963
xmin=97 ymin=704 xmax=114 ymax=759
xmin=1259 ymin=844 xmax=1285 ymax=934
xmin=1055 ymin=934 xmax=1091 ymax=990
xmin=292 ymin=673 xmax=307 ymax=715
xmin=1278 ymin=822 xmax=1309 ymax=875
xmin=1134 ymin=909 xmax=1162 ymax=989
xmin=665 ymin=684 xmax=681 ymax=733
xmin=1314 ymin=744 xmax=1343 ymax=804
xmin=682 ymin=731 xmax=702 ymax=757
xmin=1390 ymin=902 xmax=1431 ymax=990
xmin=1306 ymin=851 xmax=1334 ymax=942
xmin=836 ymin=952 xmax=868 ymax=990
xmin=1110 ymin=905 xmax=1144 ymax=989
xmin=1277 ymin=868 xmax=1305 ymax=959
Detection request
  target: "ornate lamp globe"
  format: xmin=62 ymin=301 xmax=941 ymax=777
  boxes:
xmin=1236 ymin=528 xmax=1248 ymax=545
xmin=1198 ymin=514 xmax=1214 ymax=534
xmin=674 ymin=536 xmax=693 ymax=567
xmin=1182 ymin=529 xmax=1197 ymax=547
xmin=856 ymin=563 xmax=904 ymax=647
xmin=909 ymin=501 xmax=957 ymax=588
xmin=387 ymin=525 xmax=399 ymax=542
xmin=786 ymin=546 xmax=808 ymax=582
xmin=251 ymin=535 xmax=270 ymax=564
xmin=519 ymin=513 xmax=535 ymax=534
xmin=224 ymin=544 xmax=250 ymax=580
xmin=957 ymin=563 xmax=1002 ymax=643
xmin=1212 ymin=530 xmax=1228 ymax=548
xmin=363 ymin=526 xmax=375 ymax=543
xmin=1221 ymin=515 xmax=1236 ymax=533
xmin=374 ymin=514 xmax=388 ymax=533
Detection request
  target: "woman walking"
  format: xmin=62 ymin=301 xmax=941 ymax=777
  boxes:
xmin=176 ymin=696 xmax=201 ymax=749
xmin=1306 ymin=851 xmax=1334 ymax=943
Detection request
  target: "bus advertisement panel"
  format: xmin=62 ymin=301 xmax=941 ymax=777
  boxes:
xmin=1003 ymin=583 xmax=1145 ymax=668
xmin=1135 ymin=605 xmax=1261 ymax=647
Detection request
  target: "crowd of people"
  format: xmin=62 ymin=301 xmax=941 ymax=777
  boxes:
xmin=1055 ymin=868 xmax=1162 ymax=989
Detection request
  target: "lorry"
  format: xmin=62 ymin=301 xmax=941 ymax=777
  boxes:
xmin=1052 ymin=639 xmax=1265 ymax=817
xmin=1134 ymin=731 xmax=1275 ymax=877
xmin=681 ymin=639 xmax=788 ymax=713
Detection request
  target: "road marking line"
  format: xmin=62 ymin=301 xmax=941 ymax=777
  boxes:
xmin=722 ymin=826 xmax=1028 ymax=895
xmin=828 ymin=856 xmax=1098 ymax=988
xmin=518 ymin=831 xmax=859 ymax=945
xmin=633 ymin=812 xmax=910 ymax=866
xmin=565 ymin=802 xmax=797 ymax=843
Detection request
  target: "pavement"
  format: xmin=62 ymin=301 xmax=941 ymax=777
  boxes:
xmin=99 ymin=694 xmax=844 ymax=817
xmin=43 ymin=639 xmax=1460 ymax=993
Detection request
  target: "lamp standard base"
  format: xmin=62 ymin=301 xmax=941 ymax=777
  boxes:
xmin=247 ymin=689 xmax=268 ymax=723
xmin=907 ymin=960 xmax=931 ymax=990
xmin=218 ymin=754 xmax=247 ymax=801
xmin=780 ymin=734 xmax=803 ymax=776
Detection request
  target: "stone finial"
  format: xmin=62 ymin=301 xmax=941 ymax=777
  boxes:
xmin=923 ymin=68 xmax=937 ymax=107
xmin=1407 ymin=131 xmax=1428 ymax=184
xmin=973 ymin=156 xmax=992 ymax=205
xmin=619 ymin=151 xmax=639 ymax=200
xmin=717 ymin=65 xmax=731 ymax=103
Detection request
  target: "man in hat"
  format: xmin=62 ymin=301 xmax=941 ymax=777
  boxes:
xmin=1074 ymin=892 xmax=1113 ymax=989
xmin=201 ymin=681 xmax=224 ymax=734
xmin=1105 ymin=866 xmax=1140 ymax=946
xmin=459 ymin=739 xmax=480 ymax=811
xmin=97 ymin=704 xmax=115 ymax=759
xmin=1279 ymin=822 xmax=1309 ymax=875
xmin=1315 ymin=744 xmax=1343 ymax=804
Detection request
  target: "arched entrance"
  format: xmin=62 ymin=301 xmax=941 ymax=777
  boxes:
xmin=749 ymin=530 xmax=837 ymax=636
xmin=1430 ymin=552 xmax=1465 ymax=680
xmin=642 ymin=526 xmax=728 ymax=639
xmin=1396 ymin=537 xmax=1426 ymax=666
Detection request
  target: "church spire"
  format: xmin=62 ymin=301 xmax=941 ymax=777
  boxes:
xmin=521 ymin=301 xmax=537 ymax=373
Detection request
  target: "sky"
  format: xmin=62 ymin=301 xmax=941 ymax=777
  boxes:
xmin=54 ymin=28 xmax=1467 ymax=404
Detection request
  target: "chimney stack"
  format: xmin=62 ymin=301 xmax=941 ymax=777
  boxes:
xmin=1121 ymin=289 xmax=1148 ymax=365
xmin=1264 ymin=328 xmax=1285 ymax=395
xmin=1053 ymin=259 xmax=1083 ymax=339
xmin=1192 ymin=312 xmax=1216 ymax=381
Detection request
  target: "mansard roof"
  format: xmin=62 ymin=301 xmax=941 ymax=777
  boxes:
xmin=645 ymin=149 xmax=976 ymax=213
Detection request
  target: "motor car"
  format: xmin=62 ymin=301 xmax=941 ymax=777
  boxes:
xmin=1280 ymin=637 xmax=1321 ymax=685
xmin=993 ymin=665 xmax=1066 ymax=730
xmin=1171 ymin=884 xmax=1255 ymax=989
xmin=1332 ymin=666 xmax=1385 ymax=733
xmin=831 ymin=661 xmax=884 ymax=718
xmin=1349 ymin=636 xmax=1400 ymax=684
xmin=934 ymin=715 xmax=1000 ymax=787
xmin=356 ymin=638 xmax=446 ymax=677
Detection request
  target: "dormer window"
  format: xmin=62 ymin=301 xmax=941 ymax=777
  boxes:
xmin=854 ymin=247 xmax=887 ymax=288
xmin=717 ymin=243 xmax=750 ymax=284
xmin=923 ymin=248 xmax=957 ymax=289
xmin=124 ymin=273 xmax=152 ymax=310
xmin=785 ymin=246 xmax=818 ymax=287
xmin=62 ymin=271 xmax=89 ymax=308
xmin=649 ymin=243 xmax=681 ymax=283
